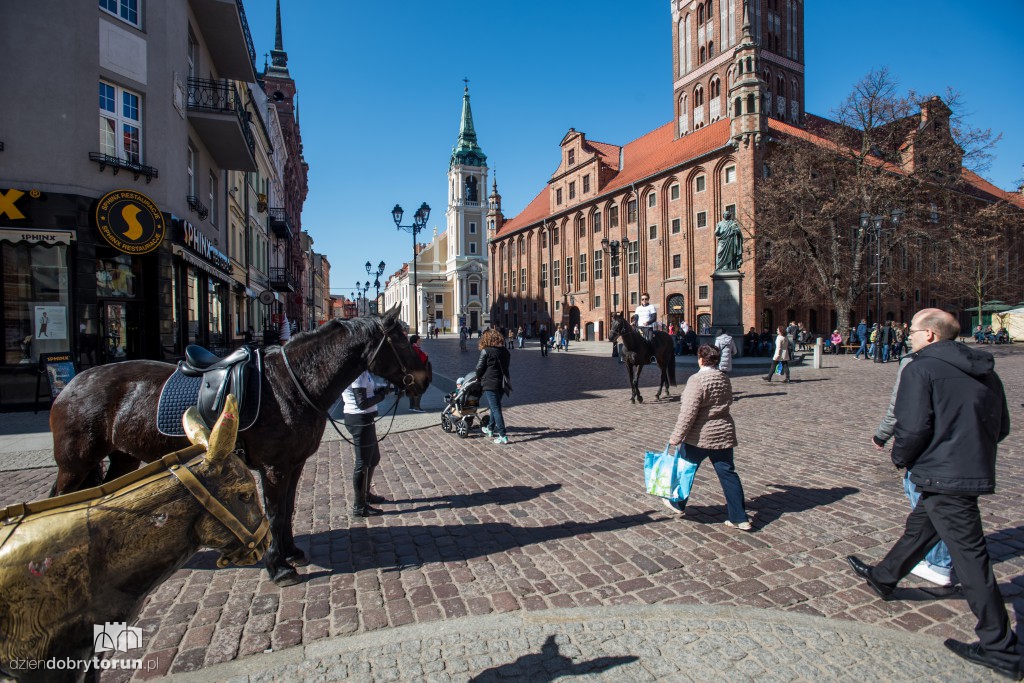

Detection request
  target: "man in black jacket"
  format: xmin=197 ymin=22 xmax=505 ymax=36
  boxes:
xmin=847 ymin=309 xmax=1019 ymax=680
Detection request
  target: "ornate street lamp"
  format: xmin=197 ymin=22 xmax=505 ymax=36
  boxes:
xmin=392 ymin=202 xmax=430 ymax=334
xmin=860 ymin=209 xmax=902 ymax=363
xmin=355 ymin=280 xmax=371 ymax=316
xmin=366 ymin=260 xmax=386 ymax=314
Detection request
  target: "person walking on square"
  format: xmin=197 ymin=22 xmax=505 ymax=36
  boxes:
xmin=664 ymin=345 xmax=751 ymax=530
xmin=872 ymin=349 xmax=954 ymax=588
xmin=853 ymin=318 xmax=868 ymax=359
xmin=538 ymin=324 xmax=549 ymax=357
xmin=560 ymin=324 xmax=570 ymax=351
xmin=847 ymin=309 xmax=1019 ymax=681
xmin=714 ymin=328 xmax=737 ymax=374
xmin=476 ymin=328 xmax=511 ymax=445
xmin=343 ymin=370 xmax=393 ymax=518
xmin=762 ymin=326 xmax=790 ymax=383
xmin=879 ymin=320 xmax=893 ymax=362
xmin=553 ymin=325 xmax=562 ymax=352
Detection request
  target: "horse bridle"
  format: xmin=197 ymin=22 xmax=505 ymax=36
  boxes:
xmin=281 ymin=318 xmax=415 ymax=444
xmin=165 ymin=449 xmax=270 ymax=568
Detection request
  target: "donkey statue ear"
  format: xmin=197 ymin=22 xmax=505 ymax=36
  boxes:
xmin=183 ymin=406 xmax=211 ymax=449
xmin=203 ymin=394 xmax=240 ymax=471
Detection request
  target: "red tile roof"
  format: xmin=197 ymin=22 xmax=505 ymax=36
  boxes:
xmin=497 ymin=119 xmax=732 ymax=236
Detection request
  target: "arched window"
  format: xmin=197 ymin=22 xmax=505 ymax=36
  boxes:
xmin=706 ymin=1 xmax=713 ymax=19
xmin=777 ymin=75 xmax=785 ymax=97
xmin=747 ymin=93 xmax=756 ymax=114
xmin=678 ymin=20 xmax=687 ymax=76
xmin=684 ymin=15 xmax=692 ymax=73
xmin=708 ymin=40 xmax=714 ymax=57
xmin=697 ymin=5 xmax=704 ymax=24
xmin=678 ymin=93 xmax=689 ymax=136
xmin=699 ymin=46 xmax=706 ymax=64
xmin=734 ymin=97 xmax=742 ymax=117
xmin=709 ymin=77 xmax=721 ymax=120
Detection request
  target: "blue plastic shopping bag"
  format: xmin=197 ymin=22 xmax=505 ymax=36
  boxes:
xmin=644 ymin=443 xmax=699 ymax=503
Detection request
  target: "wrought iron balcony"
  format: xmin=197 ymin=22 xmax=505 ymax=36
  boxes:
xmin=188 ymin=0 xmax=257 ymax=81
xmin=89 ymin=152 xmax=159 ymax=183
xmin=268 ymin=207 xmax=292 ymax=239
xmin=269 ymin=267 xmax=299 ymax=292
xmin=186 ymin=195 xmax=210 ymax=220
xmin=186 ymin=77 xmax=256 ymax=171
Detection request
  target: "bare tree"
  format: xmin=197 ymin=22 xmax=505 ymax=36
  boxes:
xmin=752 ymin=69 xmax=1008 ymax=336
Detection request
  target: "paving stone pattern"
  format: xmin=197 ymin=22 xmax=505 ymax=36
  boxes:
xmin=2 ymin=339 xmax=1022 ymax=681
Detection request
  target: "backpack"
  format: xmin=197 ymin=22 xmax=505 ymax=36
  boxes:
xmin=870 ymin=329 xmax=878 ymax=343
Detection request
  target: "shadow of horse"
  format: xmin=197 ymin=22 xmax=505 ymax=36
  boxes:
xmin=293 ymin=512 xmax=659 ymax=576
xmin=469 ymin=635 xmax=638 ymax=681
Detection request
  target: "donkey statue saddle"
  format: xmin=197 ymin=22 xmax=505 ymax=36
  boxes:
xmin=156 ymin=344 xmax=262 ymax=436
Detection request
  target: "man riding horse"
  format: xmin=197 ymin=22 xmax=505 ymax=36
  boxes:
xmin=634 ymin=293 xmax=657 ymax=343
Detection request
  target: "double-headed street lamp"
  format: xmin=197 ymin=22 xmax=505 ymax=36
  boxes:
xmin=860 ymin=209 xmax=902 ymax=364
xmin=355 ymin=280 xmax=370 ymax=316
xmin=601 ymin=236 xmax=630 ymax=317
xmin=365 ymin=260 xmax=385 ymax=314
xmin=392 ymin=202 xmax=431 ymax=334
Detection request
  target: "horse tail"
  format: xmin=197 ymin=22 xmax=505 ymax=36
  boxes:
xmin=668 ymin=351 xmax=677 ymax=386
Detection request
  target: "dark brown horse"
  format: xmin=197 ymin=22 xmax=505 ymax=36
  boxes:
xmin=609 ymin=315 xmax=677 ymax=404
xmin=49 ymin=309 xmax=429 ymax=587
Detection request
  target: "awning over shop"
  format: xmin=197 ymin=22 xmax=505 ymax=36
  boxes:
xmin=0 ymin=228 xmax=76 ymax=245
xmin=172 ymin=244 xmax=233 ymax=284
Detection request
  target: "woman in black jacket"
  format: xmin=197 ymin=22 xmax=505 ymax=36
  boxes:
xmin=476 ymin=328 xmax=511 ymax=444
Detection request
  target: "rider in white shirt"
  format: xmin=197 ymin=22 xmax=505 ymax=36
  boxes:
xmin=634 ymin=293 xmax=657 ymax=342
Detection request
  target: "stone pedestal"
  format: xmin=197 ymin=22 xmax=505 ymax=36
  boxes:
xmin=711 ymin=270 xmax=745 ymax=355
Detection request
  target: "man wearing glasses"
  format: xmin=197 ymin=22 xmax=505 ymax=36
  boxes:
xmin=847 ymin=309 xmax=1017 ymax=680
xmin=634 ymin=293 xmax=657 ymax=343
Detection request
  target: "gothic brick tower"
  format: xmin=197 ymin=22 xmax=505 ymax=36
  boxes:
xmin=671 ymin=0 xmax=805 ymax=139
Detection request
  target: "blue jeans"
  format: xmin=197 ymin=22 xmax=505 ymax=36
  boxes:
xmin=882 ymin=343 xmax=891 ymax=362
xmin=855 ymin=339 xmax=866 ymax=358
xmin=482 ymin=390 xmax=506 ymax=438
xmin=903 ymin=471 xmax=952 ymax=572
xmin=681 ymin=444 xmax=747 ymax=524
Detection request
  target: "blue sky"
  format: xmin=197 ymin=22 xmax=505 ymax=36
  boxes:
xmin=243 ymin=1 xmax=1024 ymax=299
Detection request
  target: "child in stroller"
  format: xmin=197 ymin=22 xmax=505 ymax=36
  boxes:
xmin=440 ymin=371 xmax=491 ymax=438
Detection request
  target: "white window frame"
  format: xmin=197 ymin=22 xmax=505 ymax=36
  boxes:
xmin=725 ymin=166 xmax=736 ymax=184
xmin=187 ymin=144 xmax=196 ymax=196
xmin=696 ymin=175 xmax=706 ymax=192
xmin=99 ymin=0 xmax=140 ymax=28
xmin=469 ymin=222 xmax=477 ymax=233
xmin=100 ymin=80 xmax=142 ymax=163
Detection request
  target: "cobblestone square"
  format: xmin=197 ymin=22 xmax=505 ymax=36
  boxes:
xmin=2 ymin=339 xmax=1021 ymax=681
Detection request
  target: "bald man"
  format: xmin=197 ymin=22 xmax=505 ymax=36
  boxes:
xmin=847 ymin=309 xmax=1018 ymax=680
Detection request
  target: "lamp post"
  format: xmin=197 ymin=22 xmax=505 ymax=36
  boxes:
xmin=355 ymin=280 xmax=370 ymax=316
xmin=860 ymin=209 xmax=902 ymax=363
xmin=366 ymin=260 xmax=385 ymax=315
xmin=392 ymin=202 xmax=431 ymax=334
xmin=602 ymin=237 xmax=625 ymax=358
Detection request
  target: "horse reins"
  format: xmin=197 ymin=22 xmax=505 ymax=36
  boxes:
xmin=280 ymin=318 xmax=414 ymax=445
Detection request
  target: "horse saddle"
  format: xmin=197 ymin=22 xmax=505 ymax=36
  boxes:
xmin=156 ymin=344 xmax=262 ymax=436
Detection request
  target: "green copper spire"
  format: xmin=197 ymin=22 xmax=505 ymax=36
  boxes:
xmin=450 ymin=80 xmax=487 ymax=168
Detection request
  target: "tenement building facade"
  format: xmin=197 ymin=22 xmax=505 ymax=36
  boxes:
xmin=488 ymin=0 xmax=1021 ymax=340
xmin=0 ymin=0 xmax=316 ymax=406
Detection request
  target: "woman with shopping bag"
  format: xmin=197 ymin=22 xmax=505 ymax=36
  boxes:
xmin=662 ymin=344 xmax=752 ymax=530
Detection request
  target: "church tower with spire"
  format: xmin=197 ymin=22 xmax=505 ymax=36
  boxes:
xmin=261 ymin=0 xmax=308 ymax=323
xmin=445 ymin=82 xmax=489 ymax=331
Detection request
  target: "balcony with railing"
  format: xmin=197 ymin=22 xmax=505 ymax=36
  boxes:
xmin=188 ymin=0 xmax=257 ymax=82
xmin=269 ymin=267 xmax=299 ymax=292
xmin=187 ymin=78 xmax=256 ymax=172
xmin=268 ymin=207 xmax=292 ymax=239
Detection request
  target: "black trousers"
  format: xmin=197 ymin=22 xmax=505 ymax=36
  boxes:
xmin=873 ymin=492 xmax=1018 ymax=662
xmin=344 ymin=412 xmax=380 ymax=506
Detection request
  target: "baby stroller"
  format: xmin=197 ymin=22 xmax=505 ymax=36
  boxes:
xmin=440 ymin=372 xmax=491 ymax=438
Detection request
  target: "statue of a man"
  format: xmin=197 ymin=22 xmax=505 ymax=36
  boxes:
xmin=714 ymin=210 xmax=743 ymax=271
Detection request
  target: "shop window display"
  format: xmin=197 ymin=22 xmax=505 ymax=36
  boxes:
xmin=2 ymin=242 xmax=70 ymax=366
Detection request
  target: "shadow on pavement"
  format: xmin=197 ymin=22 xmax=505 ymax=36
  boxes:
xmin=732 ymin=391 xmax=788 ymax=401
xmin=505 ymin=425 xmax=614 ymax=443
xmin=291 ymin=512 xmax=660 ymax=575
xmin=684 ymin=484 xmax=860 ymax=528
xmin=389 ymin=483 xmax=562 ymax=513
xmin=469 ymin=634 xmax=638 ymax=682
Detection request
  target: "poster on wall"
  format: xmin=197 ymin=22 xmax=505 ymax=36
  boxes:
xmin=34 ymin=305 xmax=67 ymax=340
xmin=39 ymin=352 xmax=77 ymax=399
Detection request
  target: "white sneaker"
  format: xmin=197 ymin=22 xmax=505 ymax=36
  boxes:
xmin=910 ymin=561 xmax=952 ymax=587
xmin=493 ymin=436 xmax=508 ymax=445
xmin=724 ymin=520 xmax=753 ymax=531
xmin=662 ymin=498 xmax=684 ymax=514
xmin=481 ymin=426 xmax=492 ymax=437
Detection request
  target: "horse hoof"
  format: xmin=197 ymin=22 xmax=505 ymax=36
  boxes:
xmin=286 ymin=551 xmax=309 ymax=567
xmin=271 ymin=568 xmax=301 ymax=587
xmin=637 ymin=396 xmax=644 ymax=404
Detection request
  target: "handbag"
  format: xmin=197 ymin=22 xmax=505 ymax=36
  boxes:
xmin=499 ymin=356 xmax=513 ymax=395
xmin=644 ymin=443 xmax=699 ymax=503
xmin=775 ymin=361 xmax=784 ymax=375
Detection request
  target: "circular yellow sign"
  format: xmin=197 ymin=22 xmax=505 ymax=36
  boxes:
xmin=95 ymin=190 xmax=166 ymax=254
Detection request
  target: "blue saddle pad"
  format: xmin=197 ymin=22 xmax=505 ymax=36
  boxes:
xmin=156 ymin=369 xmax=260 ymax=437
